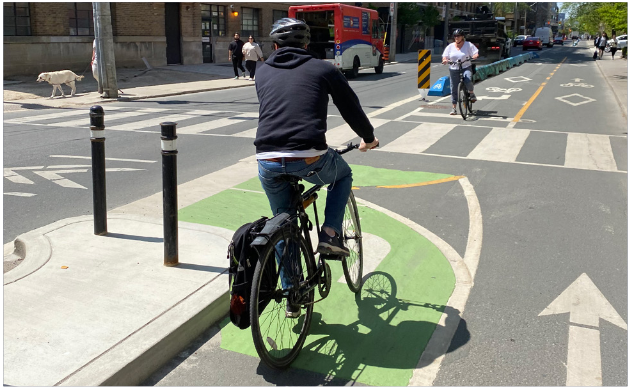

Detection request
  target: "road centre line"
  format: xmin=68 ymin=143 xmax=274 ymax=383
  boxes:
xmin=508 ymin=56 xmax=567 ymax=128
xmin=376 ymin=175 xmax=465 ymax=189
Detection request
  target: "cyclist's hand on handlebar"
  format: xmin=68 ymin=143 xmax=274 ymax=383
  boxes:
xmin=442 ymin=58 xmax=449 ymax=65
xmin=472 ymin=54 xmax=479 ymax=60
xmin=359 ymin=137 xmax=379 ymax=152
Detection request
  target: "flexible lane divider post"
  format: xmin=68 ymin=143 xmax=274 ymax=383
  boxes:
xmin=161 ymin=122 xmax=179 ymax=267
xmin=89 ymin=105 xmax=107 ymax=235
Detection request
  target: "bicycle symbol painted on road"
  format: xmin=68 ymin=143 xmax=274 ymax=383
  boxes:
xmin=486 ymin=87 xmax=522 ymax=93
xmin=560 ymin=82 xmax=594 ymax=88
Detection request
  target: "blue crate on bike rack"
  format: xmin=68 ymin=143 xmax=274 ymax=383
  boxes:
xmin=427 ymin=75 xmax=451 ymax=96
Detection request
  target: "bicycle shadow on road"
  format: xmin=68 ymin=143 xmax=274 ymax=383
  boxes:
xmin=258 ymin=271 xmax=470 ymax=386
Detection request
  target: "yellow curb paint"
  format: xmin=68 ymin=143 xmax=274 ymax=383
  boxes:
xmin=377 ymin=175 xmax=465 ymax=189
xmin=512 ymin=56 xmax=566 ymax=125
xmin=352 ymin=186 xmax=360 ymax=190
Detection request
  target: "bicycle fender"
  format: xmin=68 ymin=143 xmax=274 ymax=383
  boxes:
xmin=250 ymin=212 xmax=293 ymax=247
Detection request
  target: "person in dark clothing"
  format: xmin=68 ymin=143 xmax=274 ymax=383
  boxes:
xmin=255 ymin=18 xmax=378 ymax=261
xmin=228 ymin=33 xmax=246 ymax=79
xmin=255 ymin=17 xmax=379 ymax=318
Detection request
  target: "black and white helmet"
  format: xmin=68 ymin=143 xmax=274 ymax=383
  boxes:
xmin=452 ymin=29 xmax=465 ymax=37
xmin=270 ymin=18 xmax=310 ymax=48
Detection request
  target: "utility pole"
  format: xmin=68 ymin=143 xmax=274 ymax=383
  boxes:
xmin=443 ymin=2 xmax=450 ymax=49
xmin=93 ymin=2 xmax=118 ymax=98
xmin=389 ymin=2 xmax=397 ymax=61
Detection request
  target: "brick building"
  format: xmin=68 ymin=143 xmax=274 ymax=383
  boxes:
xmin=3 ymin=2 xmax=294 ymax=76
xmin=3 ymin=2 xmax=486 ymax=76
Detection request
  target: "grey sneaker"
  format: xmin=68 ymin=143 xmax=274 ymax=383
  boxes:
xmin=450 ymin=108 xmax=457 ymax=115
xmin=285 ymin=302 xmax=301 ymax=318
xmin=469 ymin=93 xmax=477 ymax=103
xmin=317 ymin=231 xmax=349 ymax=256
xmin=233 ymin=76 xmax=238 ymax=80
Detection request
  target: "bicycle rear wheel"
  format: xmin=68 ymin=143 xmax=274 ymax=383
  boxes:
xmin=458 ymin=82 xmax=469 ymax=120
xmin=250 ymin=228 xmax=315 ymax=369
xmin=341 ymin=191 xmax=363 ymax=293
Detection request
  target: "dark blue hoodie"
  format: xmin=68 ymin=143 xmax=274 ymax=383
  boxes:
xmin=254 ymin=47 xmax=375 ymax=153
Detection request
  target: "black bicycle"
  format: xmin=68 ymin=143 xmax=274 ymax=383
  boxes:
xmin=248 ymin=143 xmax=365 ymax=369
xmin=447 ymin=57 xmax=476 ymax=120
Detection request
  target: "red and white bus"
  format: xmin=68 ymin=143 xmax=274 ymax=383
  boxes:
xmin=288 ymin=3 xmax=385 ymax=78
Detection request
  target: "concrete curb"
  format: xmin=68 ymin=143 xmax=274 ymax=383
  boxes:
xmin=4 ymin=214 xmax=233 ymax=386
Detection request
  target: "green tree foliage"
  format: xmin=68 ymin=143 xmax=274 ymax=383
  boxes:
xmin=562 ymin=2 xmax=627 ymax=35
xmin=418 ymin=4 xmax=441 ymax=34
xmin=397 ymin=2 xmax=422 ymax=27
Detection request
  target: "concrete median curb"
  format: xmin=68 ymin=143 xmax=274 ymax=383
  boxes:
xmin=3 ymin=214 xmax=233 ymax=386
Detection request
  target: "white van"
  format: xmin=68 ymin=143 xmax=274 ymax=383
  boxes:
xmin=534 ymin=27 xmax=554 ymax=48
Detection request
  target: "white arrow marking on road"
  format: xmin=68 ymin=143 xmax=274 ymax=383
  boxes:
xmin=33 ymin=169 xmax=88 ymax=189
xmin=539 ymin=273 xmax=627 ymax=386
xmin=50 ymin=155 xmax=156 ymax=163
xmin=4 ymin=166 xmax=44 ymax=184
xmin=33 ymin=168 xmax=145 ymax=189
xmin=4 ymin=192 xmax=36 ymax=197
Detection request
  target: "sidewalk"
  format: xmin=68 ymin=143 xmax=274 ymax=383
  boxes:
xmin=594 ymin=53 xmax=628 ymax=119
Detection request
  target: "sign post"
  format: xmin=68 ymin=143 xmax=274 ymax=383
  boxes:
xmin=417 ymin=49 xmax=431 ymax=101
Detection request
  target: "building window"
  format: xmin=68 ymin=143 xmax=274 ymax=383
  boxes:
xmin=241 ymin=7 xmax=260 ymax=38
xmin=4 ymin=2 xmax=31 ymax=36
xmin=272 ymin=9 xmax=288 ymax=22
xmin=68 ymin=2 xmax=94 ymax=36
xmin=202 ymin=4 xmax=226 ymax=37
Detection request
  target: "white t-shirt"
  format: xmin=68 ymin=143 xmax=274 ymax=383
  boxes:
xmin=443 ymin=41 xmax=478 ymax=70
xmin=92 ymin=40 xmax=98 ymax=68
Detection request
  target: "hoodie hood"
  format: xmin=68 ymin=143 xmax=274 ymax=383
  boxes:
xmin=265 ymin=47 xmax=314 ymax=69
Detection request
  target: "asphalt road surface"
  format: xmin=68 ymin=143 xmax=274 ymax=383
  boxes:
xmin=3 ymin=42 xmax=627 ymax=386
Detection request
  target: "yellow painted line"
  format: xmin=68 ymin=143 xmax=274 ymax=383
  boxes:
xmin=376 ymin=175 xmax=465 ymax=189
xmin=512 ymin=57 xmax=566 ymax=124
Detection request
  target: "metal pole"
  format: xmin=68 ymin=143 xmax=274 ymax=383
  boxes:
xmin=161 ymin=122 xmax=178 ymax=267
xmin=443 ymin=2 xmax=450 ymax=49
xmin=89 ymin=105 xmax=107 ymax=235
xmin=92 ymin=2 xmax=118 ymax=98
xmin=389 ymin=2 xmax=397 ymax=61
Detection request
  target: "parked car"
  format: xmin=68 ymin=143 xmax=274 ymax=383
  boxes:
xmin=534 ymin=27 xmax=554 ymax=47
xmin=513 ymin=35 xmax=529 ymax=46
xmin=522 ymin=36 xmax=543 ymax=50
xmin=553 ymin=36 xmax=564 ymax=45
xmin=616 ymin=34 xmax=627 ymax=49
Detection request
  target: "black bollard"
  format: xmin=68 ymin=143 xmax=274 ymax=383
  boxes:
xmin=90 ymin=105 xmax=107 ymax=235
xmin=161 ymin=122 xmax=178 ymax=267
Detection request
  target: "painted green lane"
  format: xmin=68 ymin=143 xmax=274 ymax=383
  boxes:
xmin=178 ymin=165 xmax=457 ymax=386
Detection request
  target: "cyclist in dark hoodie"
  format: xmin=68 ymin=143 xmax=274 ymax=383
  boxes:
xmin=255 ymin=18 xmax=379 ymax=258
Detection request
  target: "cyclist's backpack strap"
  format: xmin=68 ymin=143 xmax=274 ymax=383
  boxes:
xmin=227 ymin=216 xmax=267 ymax=330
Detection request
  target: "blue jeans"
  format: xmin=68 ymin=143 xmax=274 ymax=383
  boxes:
xmin=258 ymin=148 xmax=353 ymax=290
xmin=449 ymin=67 xmax=474 ymax=105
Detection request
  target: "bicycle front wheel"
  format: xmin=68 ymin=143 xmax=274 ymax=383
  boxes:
xmin=341 ymin=192 xmax=363 ymax=293
xmin=250 ymin=229 xmax=315 ymax=369
xmin=458 ymin=82 xmax=469 ymax=120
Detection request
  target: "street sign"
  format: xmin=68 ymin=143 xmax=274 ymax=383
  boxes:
xmin=389 ymin=2 xmax=394 ymax=16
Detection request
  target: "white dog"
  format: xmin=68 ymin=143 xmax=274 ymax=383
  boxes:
xmin=36 ymin=70 xmax=85 ymax=98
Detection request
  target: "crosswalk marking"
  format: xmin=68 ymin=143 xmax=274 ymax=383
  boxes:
xmin=49 ymin=108 xmax=169 ymax=128
xmin=565 ymin=133 xmax=618 ymax=172
xmin=326 ymin=118 xmax=390 ymax=147
xmin=467 ymin=128 xmax=531 ymax=162
xmin=381 ymin=123 xmax=456 ymax=154
xmin=177 ymin=112 xmax=258 ymax=134
xmin=232 ymin=127 xmax=258 ymax=138
xmin=5 ymin=106 xmax=123 ymax=124
xmin=108 ymin=113 xmax=198 ymax=131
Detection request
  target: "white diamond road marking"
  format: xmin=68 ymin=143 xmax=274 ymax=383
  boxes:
xmin=555 ymin=93 xmax=596 ymax=106
xmin=504 ymin=76 xmax=532 ymax=83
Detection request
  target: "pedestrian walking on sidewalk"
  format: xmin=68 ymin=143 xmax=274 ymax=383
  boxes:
xmin=228 ymin=33 xmax=246 ymax=79
xmin=242 ymin=35 xmax=264 ymax=81
xmin=91 ymin=39 xmax=98 ymax=83
xmin=610 ymin=34 xmax=618 ymax=59
xmin=598 ymin=33 xmax=608 ymax=59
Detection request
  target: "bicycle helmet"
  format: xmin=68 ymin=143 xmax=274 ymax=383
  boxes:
xmin=270 ymin=18 xmax=310 ymax=48
xmin=453 ymin=29 xmax=465 ymax=37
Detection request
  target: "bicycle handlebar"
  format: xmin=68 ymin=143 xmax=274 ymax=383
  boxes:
xmin=335 ymin=141 xmax=380 ymax=155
